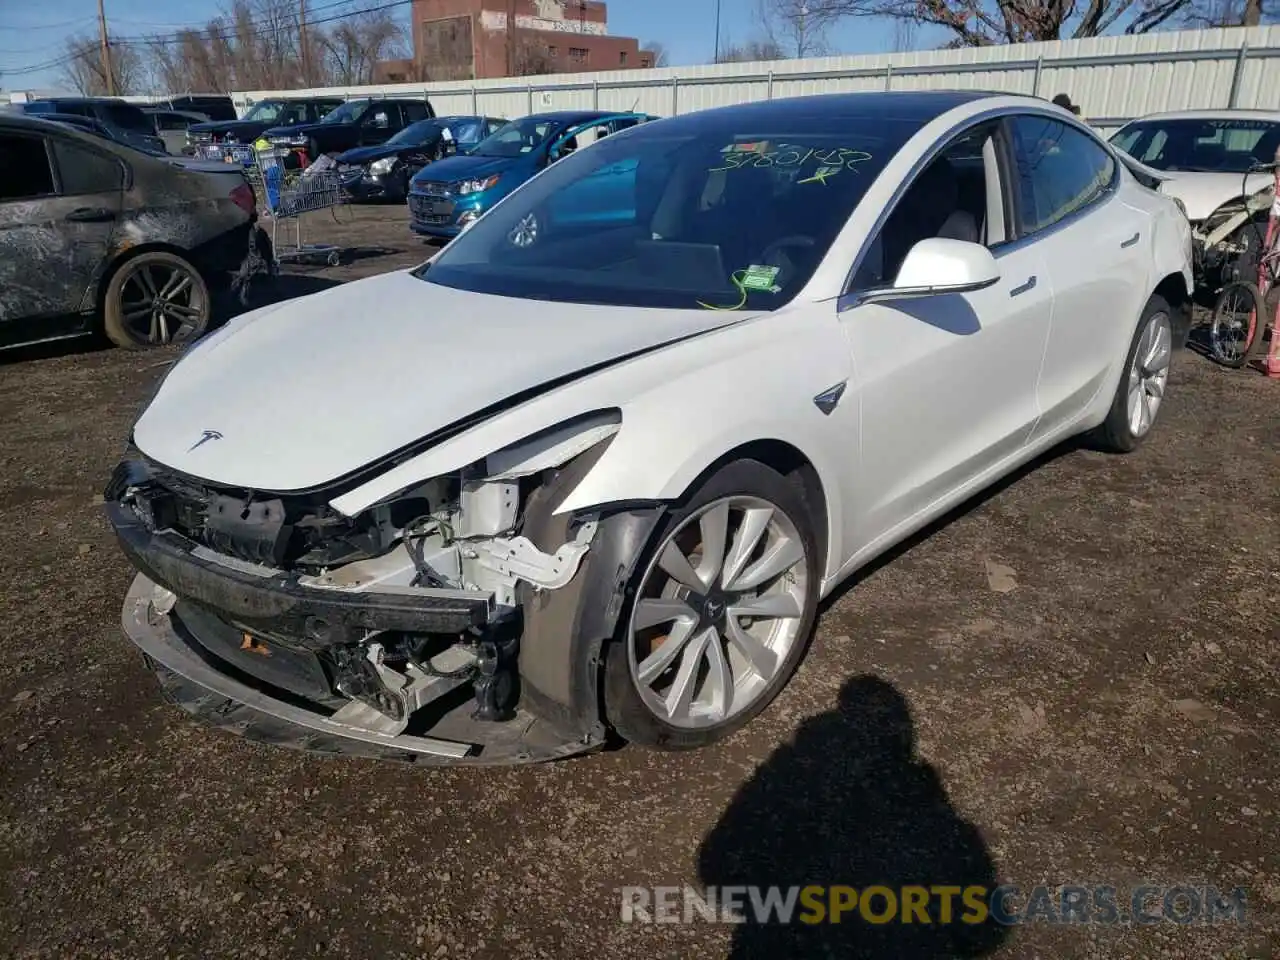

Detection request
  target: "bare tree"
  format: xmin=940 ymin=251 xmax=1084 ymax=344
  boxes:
xmin=760 ymin=0 xmax=839 ymax=57
xmin=716 ymin=38 xmax=786 ymax=62
xmin=141 ymin=0 xmax=410 ymax=93
xmin=317 ymin=7 xmax=407 ymax=86
xmin=61 ymin=33 xmax=146 ymax=95
xmin=643 ymin=40 xmax=671 ymax=67
xmin=805 ymin=0 xmax=1197 ymax=46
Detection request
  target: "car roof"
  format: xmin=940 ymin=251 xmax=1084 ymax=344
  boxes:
xmin=1124 ymin=109 xmax=1280 ymax=123
xmin=520 ymin=110 xmax=638 ymax=124
xmin=652 ymin=90 xmax=1007 ymax=127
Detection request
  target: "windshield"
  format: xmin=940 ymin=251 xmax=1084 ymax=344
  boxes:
xmin=469 ymin=116 xmax=563 ymax=158
xmin=243 ymin=100 xmax=290 ymax=123
xmin=419 ymin=114 xmax=917 ymax=310
xmin=389 ymin=118 xmax=445 ymax=146
xmin=1110 ymin=118 xmax=1280 ymax=173
xmin=322 ymin=99 xmax=369 ymax=125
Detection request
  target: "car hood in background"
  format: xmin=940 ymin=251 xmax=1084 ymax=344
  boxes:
xmin=188 ymin=119 xmax=267 ymax=137
xmin=264 ymin=121 xmax=351 ymax=140
xmin=335 ymin=143 xmax=431 ymax=165
xmin=132 ymin=270 xmax=741 ymax=492
xmin=411 ymin=154 xmax=518 ymax=186
xmin=1147 ymin=169 xmax=1274 ymax=221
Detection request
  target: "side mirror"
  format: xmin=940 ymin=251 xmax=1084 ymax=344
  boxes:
xmin=370 ymin=112 xmax=389 ymax=128
xmin=857 ymin=238 xmax=1000 ymax=305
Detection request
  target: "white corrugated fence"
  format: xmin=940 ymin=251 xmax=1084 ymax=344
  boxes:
xmin=225 ymin=26 xmax=1280 ymax=132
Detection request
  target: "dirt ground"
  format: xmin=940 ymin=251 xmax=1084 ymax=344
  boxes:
xmin=1 ymin=205 xmax=1278 ymax=959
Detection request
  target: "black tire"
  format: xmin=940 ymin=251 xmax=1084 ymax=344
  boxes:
xmin=1209 ymin=281 xmax=1265 ymax=368
xmin=1091 ymin=294 xmax=1174 ymax=453
xmin=602 ymin=459 xmax=821 ymax=750
xmin=102 ymin=251 xmax=210 ymax=350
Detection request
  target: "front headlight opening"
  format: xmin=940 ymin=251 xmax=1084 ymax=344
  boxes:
xmin=370 ymin=156 xmax=398 ymax=175
xmin=455 ymin=174 xmax=500 ymax=196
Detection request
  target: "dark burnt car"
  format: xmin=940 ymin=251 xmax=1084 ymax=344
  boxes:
xmin=334 ymin=115 xmax=506 ymax=202
xmin=0 ymin=114 xmax=262 ymax=351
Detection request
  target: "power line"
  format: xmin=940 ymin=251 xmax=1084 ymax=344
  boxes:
xmin=3 ymin=0 xmax=411 ymax=77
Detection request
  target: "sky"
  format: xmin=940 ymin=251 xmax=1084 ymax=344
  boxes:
xmin=0 ymin=0 xmax=927 ymax=92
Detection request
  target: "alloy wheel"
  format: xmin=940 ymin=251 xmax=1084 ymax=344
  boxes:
xmin=627 ymin=496 xmax=809 ymax=729
xmin=118 ymin=261 xmax=206 ymax=345
xmin=1127 ymin=310 xmax=1171 ymax=439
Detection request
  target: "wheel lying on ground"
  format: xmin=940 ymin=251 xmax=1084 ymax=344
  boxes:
xmin=1091 ymin=293 xmax=1174 ymax=453
xmin=102 ymin=251 xmax=210 ymax=350
xmin=603 ymin=459 xmax=821 ymax=750
xmin=1209 ymin=280 xmax=1265 ymax=369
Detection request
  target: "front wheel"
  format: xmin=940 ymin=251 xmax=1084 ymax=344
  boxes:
xmin=1210 ymin=281 xmax=1265 ymax=368
xmin=1091 ymin=294 xmax=1173 ymax=453
xmin=603 ymin=459 xmax=821 ymax=750
xmin=102 ymin=251 xmax=210 ymax=350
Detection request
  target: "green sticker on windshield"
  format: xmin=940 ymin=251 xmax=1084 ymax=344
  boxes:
xmin=741 ymin=264 xmax=781 ymax=293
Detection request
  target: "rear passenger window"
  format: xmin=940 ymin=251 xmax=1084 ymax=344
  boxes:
xmin=402 ymin=101 xmax=430 ymax=123
xmin=52 ymin=139 xmax=125 ymax=195
xmin=0 ymin=135 xmax=55 ymax=200
xmin=1009 ymin=116 xmax=1116 ymax=235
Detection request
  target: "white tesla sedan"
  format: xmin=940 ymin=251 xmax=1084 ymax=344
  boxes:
xmin=107 ymin=91 xmax=1193 ymax=764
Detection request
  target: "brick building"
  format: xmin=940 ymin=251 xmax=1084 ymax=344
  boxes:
xmin=408 ymin=0 xmax=655 ymax=80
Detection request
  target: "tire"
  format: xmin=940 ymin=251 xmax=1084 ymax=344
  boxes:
xmin=603 ymin=459 xmax=821 ymax=750
xmin=102 ymin=251 xmax=210 ymax=350
xmin=1091 ymin=294 xmax=1174 ymax=453
xmin=1209 ymin=281 xmax=1265 ymax=368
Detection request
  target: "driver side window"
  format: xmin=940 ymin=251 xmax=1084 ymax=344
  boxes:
xmin=851 ymin=123 xmax=1007 ymax=291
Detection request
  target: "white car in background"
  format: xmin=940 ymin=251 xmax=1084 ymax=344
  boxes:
xmin=106 ymin=91 xmax=1193 ymax=765
xmin=1109 ymin=110 xmax=1280 ymax=286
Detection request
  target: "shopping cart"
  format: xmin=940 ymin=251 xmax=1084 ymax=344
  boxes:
xmin=253 ymin=146 xmax=351 ymax=267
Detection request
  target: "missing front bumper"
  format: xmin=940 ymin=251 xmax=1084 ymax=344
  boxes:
xmin=122 ymin=574 xmax=600 ymax=765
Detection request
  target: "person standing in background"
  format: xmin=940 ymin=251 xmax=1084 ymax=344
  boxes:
xmin=1052 ymin=93 xmax=1083 ymax=116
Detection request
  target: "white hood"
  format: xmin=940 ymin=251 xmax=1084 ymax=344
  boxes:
xmin=133 ymin=270 xmax=740 ymax=492
xmin=1155 ymin=170 xmax=1272 ymax=222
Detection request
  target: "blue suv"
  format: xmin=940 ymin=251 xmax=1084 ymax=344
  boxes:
xmin=407 ymin=111 xmax=654 ymax=239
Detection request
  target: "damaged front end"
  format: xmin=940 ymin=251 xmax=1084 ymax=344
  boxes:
xmin=106 ymin=412 xmax=658 ymax=763
xmin=1192 ymin=186 xmax=1275 ymax=289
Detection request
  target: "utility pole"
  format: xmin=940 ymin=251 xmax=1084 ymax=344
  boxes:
xmin=299 ymin=0 xmax=311 ymax=86
xmin=97 ymin=0 xmax=116 ymax=95
xmin=713 ymin=0 xmax=722 ymax=64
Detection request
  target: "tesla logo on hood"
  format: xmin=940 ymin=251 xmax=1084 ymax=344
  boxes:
xmin=188 ymin=429 xmax=224 ymax=451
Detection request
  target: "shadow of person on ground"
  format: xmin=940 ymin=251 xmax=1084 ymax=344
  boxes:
xmin=698 ymin=675 xmax=1008 ymax=959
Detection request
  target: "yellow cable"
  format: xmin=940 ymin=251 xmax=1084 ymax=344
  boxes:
xmin=698 ymin=270 xmax=749 ymax=311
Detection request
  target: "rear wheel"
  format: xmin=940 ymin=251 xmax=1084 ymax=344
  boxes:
xmin=603 ymin=459 xmax=820 ymax=750
xmin=102 ymin=251 xmax=210 ymax=350
xmin=1092 ymin=294 xmax=1173 ymax=453
xmin=1210 ymin=281 xmax=1265 ymax=368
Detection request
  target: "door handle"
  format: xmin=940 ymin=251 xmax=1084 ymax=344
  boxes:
xmin=1010 ymin=276 xmax=1037 ymax=297
xmin=1120 ymin=232 xmax=1140 ymax=248
xmin=64 ymin=207 xmax=115 ymax=223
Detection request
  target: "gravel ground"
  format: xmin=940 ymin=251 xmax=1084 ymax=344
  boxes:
xmin=1 ymin=205 xmax=1278 ymax=960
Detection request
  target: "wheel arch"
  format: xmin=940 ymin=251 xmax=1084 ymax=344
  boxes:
xmin=1153 ymin=270 xmax=1192 ymax=348
xmin=679 ymin=440 xmax=831 ymax=580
